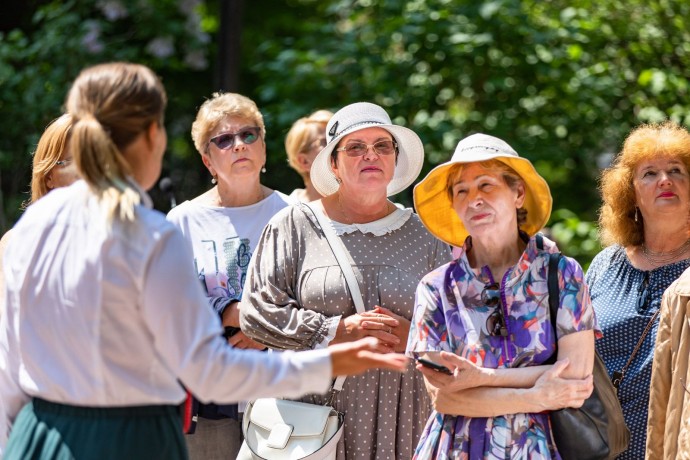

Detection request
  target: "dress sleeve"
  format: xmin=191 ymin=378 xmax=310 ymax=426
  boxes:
xmin=429 ymin=237 xmax=452 ymax=272
xmin=556 ymin=254 xmax=601 ymax=338
xmin=645 ymin=283 xmax=676 ymax=460
xmin=406 ymin=271 xmax=451 ymax=357
xmin=239 ymin=210 xmax=339 ymax=351
xmin=584 ymin=248 xmax=606 ymax=291
xmin=139 ymin=227 xmax=332 ymax=404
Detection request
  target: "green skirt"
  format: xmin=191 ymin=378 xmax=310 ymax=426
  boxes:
xmin=4 ymin=398 xmax=187 ymax=460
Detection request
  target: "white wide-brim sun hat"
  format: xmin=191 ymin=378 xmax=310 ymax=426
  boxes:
xmin=413 ymin=133 xmax=553 ymax=248
xmin=311 ymin=102 xmax=425 ymax=197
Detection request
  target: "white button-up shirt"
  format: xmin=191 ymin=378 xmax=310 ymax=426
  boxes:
xmin=0 ymin=181 xmax=331 ymax=451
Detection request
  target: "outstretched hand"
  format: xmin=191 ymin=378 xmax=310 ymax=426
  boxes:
xmin=417 ymin=352 xmax=487 ymax=391
xmin=329 ymin=337 xmax=409 ymax=377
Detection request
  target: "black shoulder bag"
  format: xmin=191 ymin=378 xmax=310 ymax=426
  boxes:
xmin=543 ymin=245 xmax=630 ymax=460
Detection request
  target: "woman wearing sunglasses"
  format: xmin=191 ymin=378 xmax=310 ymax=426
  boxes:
xmin=240 ymin=102 xmax=450 ymax=459
xmin=408 ymin=133 xmax=599 ymax=459
xmin=166 ymin=92 xmax=292 ymax=459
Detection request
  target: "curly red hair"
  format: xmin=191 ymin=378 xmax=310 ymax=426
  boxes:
xmin=599 ymin=121 xmax=690 ymax=247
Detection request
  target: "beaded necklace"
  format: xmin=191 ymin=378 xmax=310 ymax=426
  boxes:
xmin=641 ymin=239 xmax=690 ymax=265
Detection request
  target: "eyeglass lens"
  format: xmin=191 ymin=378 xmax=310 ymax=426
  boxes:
xmin=209 ymin=127 xmax=261 ymax=150
xmin=482 ymin=283 xmax=507 ymax=337
xmin=340 ymin=140 xmax=397 ymax=157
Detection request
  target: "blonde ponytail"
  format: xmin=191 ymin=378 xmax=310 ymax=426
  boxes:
xmin=65 ymin=62 xmax=166 ymax=225
xmin=71 ymin=114 xmax=140 ymax=222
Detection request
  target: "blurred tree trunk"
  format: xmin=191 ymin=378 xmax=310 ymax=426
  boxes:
xmin=217 ymin=0 xmax=243 ymax=91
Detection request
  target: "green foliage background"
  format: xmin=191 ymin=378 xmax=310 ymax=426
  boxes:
xmin=1 ymin=0 xmax=689 ymax=267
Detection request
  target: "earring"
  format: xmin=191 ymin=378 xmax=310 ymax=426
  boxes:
xmin=335 ymin=177 xmax=342 ymax=184
xmin=211 ymin=176 xmax=217 ymax=185
xmin=634 ymin=207 xmax=639 ymax=222
xmin=261 ymin=166 xmax=267 ymax=173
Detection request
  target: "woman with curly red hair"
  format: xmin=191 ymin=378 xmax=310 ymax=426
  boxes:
xmin=586 ymin=121 xmax=690 ymax=459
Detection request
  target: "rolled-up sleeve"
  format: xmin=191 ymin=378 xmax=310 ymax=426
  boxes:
xmin=240 ymin=210 xmax=338 ymax=351
xmin=556 ymin=255 xmax=602 ymax=339
xmin=140 ymin=227 xmax=333 ymax=404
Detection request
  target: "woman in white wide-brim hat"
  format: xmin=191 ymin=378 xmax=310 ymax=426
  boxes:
xmin=240 ymin=102 xmax=450 ymax=459
xmin=407 ymin=133 xmax=601 ymax=459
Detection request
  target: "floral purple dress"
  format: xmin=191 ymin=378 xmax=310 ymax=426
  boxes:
xmin=406 ymin=235 xmax=600 ymax=460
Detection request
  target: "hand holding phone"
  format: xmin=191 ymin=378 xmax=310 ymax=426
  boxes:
xmin=416 ymin=357 xmax=452 ymax=375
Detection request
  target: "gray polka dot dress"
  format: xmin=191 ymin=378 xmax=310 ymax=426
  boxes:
xmin=586 ymin=245 xmax=690 ymax=459
xmin=240 ymin=203 xmax=450 ymax=460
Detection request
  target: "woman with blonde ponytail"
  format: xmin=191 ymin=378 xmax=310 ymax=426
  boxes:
xmin=0 ymin=62 xmax=408 ymax=460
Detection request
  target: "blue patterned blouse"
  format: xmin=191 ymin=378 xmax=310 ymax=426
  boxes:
xmin=586 ymin=245 xmax=690 ymax=460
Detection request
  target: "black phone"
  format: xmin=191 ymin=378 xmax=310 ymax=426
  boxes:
xmin=416 ymin=357 xmax=452 ymax=375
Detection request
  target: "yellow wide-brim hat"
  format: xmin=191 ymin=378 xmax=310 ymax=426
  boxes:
xmin=413 ymin=133 xmax=552 ymax=248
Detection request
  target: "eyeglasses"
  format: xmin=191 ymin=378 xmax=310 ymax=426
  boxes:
xmin=55 ymin=158 xmax=73 ymax=167
xmin=207 ymin=127 xmax=261 ymax=151
xmin=335 ymin=140 xmax=398 ymax=157
xmin=482 ymin=283 xmax=508 ymax=337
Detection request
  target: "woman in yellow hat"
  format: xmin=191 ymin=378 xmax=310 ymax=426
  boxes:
xmin=407 ymin=133 xmax=600 ymax=459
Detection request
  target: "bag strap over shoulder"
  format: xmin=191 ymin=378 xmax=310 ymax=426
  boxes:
xmin=611 ymin=306 xmax=659 ymax=389
xmin=303 ymin=202 xmax=367 ymax=396
xmin=303 ymin=203 xmax=366 ymax=314
xmin=544 ymin=243 xmax=562 ymax=365
xmin=536 ymin=232 xmax=562 ymax=336
xmin=547 ymin=252 xmax=561 ymax=325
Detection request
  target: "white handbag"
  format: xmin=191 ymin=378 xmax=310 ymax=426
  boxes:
xmin=238 ymin=399 xmax=344 ymax=460
xmin=238 ymin=203 xmax=365 ymax=460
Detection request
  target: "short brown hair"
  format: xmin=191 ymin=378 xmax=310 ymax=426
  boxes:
xmin=445 ymin=159 xmax=528 ymax=227
xmin=599 ymin=121 xmax=690 ymax=247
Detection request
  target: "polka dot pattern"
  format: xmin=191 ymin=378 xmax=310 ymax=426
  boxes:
xmin=586 ymin=245 xmax=690 ymax=459
xmin=241 ymin=205 xmax=451 ymax=459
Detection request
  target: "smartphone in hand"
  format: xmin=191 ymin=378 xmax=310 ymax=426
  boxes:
xmin=416 ymin=357 xmax=452 ymax=375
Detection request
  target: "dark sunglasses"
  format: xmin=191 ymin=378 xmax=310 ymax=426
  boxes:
xmin=335 ymin=140 xmax=398 ymax=157
xmin=482 ymin=283 xmax=508 ymax=337
xmin=207 ymin=127 xmax=261 ymax=151
xmin=636 ymin=272 xmax=650 ymax=313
